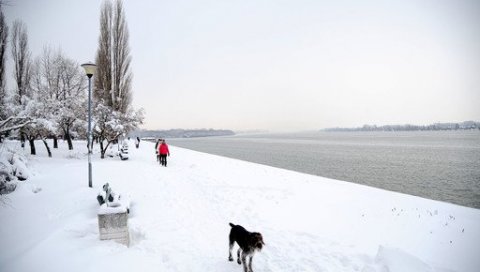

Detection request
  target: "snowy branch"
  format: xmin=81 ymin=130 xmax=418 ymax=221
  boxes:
xmin=0 ymin=116 xmax=34 ymax=133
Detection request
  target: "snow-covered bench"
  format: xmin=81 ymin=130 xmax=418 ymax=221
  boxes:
xmin=119 ymin=142 xmax=129 ymax=160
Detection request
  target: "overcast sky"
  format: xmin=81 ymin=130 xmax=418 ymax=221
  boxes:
xmin=4 ymin=0 xmax=480 ymax=131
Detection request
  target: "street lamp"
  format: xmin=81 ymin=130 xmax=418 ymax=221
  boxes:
xmin=81 ymin=62 xmax=97 ymax=188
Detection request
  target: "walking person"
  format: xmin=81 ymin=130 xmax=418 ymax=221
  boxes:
xmin=158 ymin=140 xmax=170 ymax=167
xmin=154 ymin=138 xmax=161 ymax=162
xmin=135 ymin=136 xmax=140 ymax=148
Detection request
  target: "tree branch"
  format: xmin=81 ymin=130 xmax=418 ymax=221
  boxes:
xmin=0 ymin=117 xmax=34 ymax=133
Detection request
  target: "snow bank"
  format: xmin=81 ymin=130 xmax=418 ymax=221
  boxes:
xmin=0 ymin=144 xmax=31 ymax=194
xmin=0 ymin=139 xmax=479 ymax=272
xmin=373 ymin=246 xmax=433 ymax=272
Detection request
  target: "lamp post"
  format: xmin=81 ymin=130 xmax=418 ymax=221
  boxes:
xmin=81 ymin=62 xmax=97 ymax=188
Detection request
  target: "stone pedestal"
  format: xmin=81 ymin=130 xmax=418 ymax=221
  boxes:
xmin=98 ymin=207 xmax=129 ymax=246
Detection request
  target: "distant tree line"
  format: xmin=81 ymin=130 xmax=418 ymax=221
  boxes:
xmin=0 ymin=0 xmax=144 ymax=158
xmin=134 ymin=129 xmax=235 ymax=139
xmin=324 ymin=121 xmax=480 ymax=132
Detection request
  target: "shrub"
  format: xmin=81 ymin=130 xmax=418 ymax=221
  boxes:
xmin=0 ymin=150 xmax=30 ymax=194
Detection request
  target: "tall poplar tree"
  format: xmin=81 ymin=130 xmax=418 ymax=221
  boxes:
xmin=11 ymin=20 xmax=31 ymax=106
xmin=0 ymin=3 xmax=8 ymax=122
xmin=11 ymin=20 xmax=35 ymax=154
xmin=95 ymin=0 xmax=132 ymax=113
xmin=93 ymin=0 xmax=142 ymax=159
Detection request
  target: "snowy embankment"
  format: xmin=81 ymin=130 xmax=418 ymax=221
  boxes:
xmin=0 ymin=140 xmax=479 ymax=272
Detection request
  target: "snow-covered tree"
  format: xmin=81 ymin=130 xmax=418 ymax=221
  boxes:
xmin=55 ymin=55 xmax=87 ymax=150
xmin=28 ymin=98 xmax=57 ymax=157
xmin=15 ymin=97 xmax=39 ymax=155
xmin=93 ymin=100 xmax=144 ymax=158
xmin=0 ymin=17 xmax=34 ymax=141
xmin=92 ymin=0 xmax=144 ymax=158
xmin=9 ymin=26 xmax=61 ymax=157
xmin=0 ymin=6 xmax=31 ymax=143
xmin=0 ymin=116 xmax=34 ymax=134
xmin=31 ymin=47 xmax=87 ymax=150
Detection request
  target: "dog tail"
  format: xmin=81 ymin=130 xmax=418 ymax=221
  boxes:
xmin=229 ymin=222 xmax=235 ymax=228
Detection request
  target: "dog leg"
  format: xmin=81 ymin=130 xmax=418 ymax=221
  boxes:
xmin=228 ymin=242 xmax=234 ymax=261
xmin=237 ymin=248 xmax=242 ymax=265
xmin=248 ymin=255 xmax=254 ymax=272
xmin=241 ymin=252 xmax=248 ymax=272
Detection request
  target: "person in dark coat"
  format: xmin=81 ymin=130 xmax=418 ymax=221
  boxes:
xmin=135 ymin=137 xmax=140 ymax=148
xmin=154 ymin=139 xmax=161 ymax=161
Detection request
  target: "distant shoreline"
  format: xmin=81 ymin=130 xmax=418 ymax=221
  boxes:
xmin=133 ymin=128 xmax=235 ymax=139
xmin=323 ymin=120 xmax=479 ymax=132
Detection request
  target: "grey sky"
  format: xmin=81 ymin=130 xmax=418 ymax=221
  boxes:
xmin=5 ymin=0 xmax=480 ymax=131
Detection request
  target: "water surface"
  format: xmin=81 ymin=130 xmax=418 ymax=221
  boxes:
xmin=167 ymin=131 xmax=480 ymax=209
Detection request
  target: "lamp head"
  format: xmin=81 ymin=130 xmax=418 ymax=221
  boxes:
xmin=81 ymin=62 xmax=97 ymax=78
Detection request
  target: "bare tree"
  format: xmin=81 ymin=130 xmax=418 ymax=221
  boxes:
xmin=11 ymin=20 xmax=32 ymax=105
xmin=95 ymin=0 xmax=132 ymax=113
xmin=111 ymin=0 xmax=132 ymax=113
xmin=11 ymin=20 xmax=34 ymax=153
xmin=0 ymin=4 xmax=8 ymax=124
xmin=95 ymin=0 xmax=113 ymax=107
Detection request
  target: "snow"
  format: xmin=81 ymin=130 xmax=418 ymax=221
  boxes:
xmin=0 ymin=139 xmax=479 ymax=272
xmin=98 ymin=204 xmax=128 ymax=215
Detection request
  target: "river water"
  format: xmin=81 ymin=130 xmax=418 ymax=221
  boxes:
xmin=167 ymin=131 xmax=480 ymax=209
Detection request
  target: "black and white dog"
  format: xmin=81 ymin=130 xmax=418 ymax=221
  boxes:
xmin=228 ymin=223 xmax=265 ymax=272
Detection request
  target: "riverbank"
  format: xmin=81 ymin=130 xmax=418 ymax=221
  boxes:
xmin=1 ymin=139 xmax=479 ymax=271
xmin=168 ymin=130 xmax=480 ymax=208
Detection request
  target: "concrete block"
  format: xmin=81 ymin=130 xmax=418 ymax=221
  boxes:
xmin=98 ymin=209 xmax=129 ymax=246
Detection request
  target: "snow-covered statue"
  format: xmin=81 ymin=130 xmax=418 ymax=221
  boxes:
xmin=97 ymin=183 xmax=114 ymax=206
xmin=96 ymin=183 xmax=130 ymax=213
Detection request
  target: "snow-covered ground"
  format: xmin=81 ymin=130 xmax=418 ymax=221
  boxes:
xmin=1 ymin=139 xmax=479 ymax=272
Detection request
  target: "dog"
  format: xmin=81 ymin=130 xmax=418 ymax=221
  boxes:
xmin=228 ymin=223 xmax=265 ymax=272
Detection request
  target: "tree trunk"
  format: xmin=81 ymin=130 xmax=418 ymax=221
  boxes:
xmin=65 ymin=130 xmax=73 ymax=150
xmin=53 ymin=136 xmax=58 ymax=148
xmin=67 ymin=134 xmax=73 ymax=150
xmin=20 ymin=133 xmax=25 ymax=148
xmin=42 ymin=138 xmax=52 ymax=157
xmin=100 ymin=140 xmax=105 ymax=159
xmin=28 ymin=138 xmax=36 ymax=155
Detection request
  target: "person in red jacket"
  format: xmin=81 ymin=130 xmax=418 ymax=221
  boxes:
xmin=158 ymin=140 xmax=170 ymax=167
